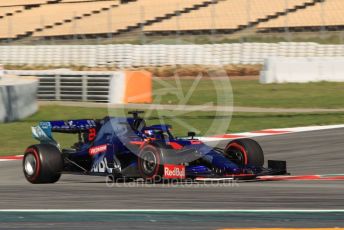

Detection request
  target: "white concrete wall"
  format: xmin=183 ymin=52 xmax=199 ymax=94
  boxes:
xmin=0 ymin=76 xmax=38 ymax=123
xmin=109 ymin=71 xmax=126 ymax=104
xmin=260 ymin=57 xmax=344 ymax=83
xmin=0 ymin=65 xmax=3 ymax=77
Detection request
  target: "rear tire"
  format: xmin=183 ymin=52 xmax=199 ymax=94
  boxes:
xmin=224 ymin=138 xmax=264 ymax=167
xmin=23 ymin=144 xmax=63 ymax=184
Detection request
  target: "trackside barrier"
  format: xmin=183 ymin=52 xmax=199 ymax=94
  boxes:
xmin=260 ymin=57 xmax=344 ymax=83
xmin=109 ymin=70 xmax=152 ymax=104
xmin=1 ymin=43 xmax=344 ymax=67
xmin=0 ymin=65 xmax=3 ymax=78
xmin=0 ymin=76 xmax=38 ymax=123
xmin=4 ymin=70 xmax=152 ymax=103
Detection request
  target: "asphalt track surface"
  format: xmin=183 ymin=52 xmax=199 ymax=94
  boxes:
xmin=0 ymin=128 xmax=344 ymax=229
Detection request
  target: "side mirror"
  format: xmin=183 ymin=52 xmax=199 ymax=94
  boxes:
xmin=187 ymin=131 xmax=196 ymax=139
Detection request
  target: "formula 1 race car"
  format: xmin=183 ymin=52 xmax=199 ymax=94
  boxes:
xmin=23 ymin=111 xmax=287 ymax=184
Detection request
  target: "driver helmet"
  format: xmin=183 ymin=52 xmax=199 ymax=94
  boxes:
xmin=144 ymin=130 xmax=155 ymax=137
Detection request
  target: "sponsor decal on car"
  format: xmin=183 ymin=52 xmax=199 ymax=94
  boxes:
xmin=89 ymin=144 xmax=107 ymax=156
xmin=88 ymin=128 xmax=97 ymax=141
xmin=164 ymin=164 xmax=186 ymax=179
xmin=91 ymin=156 xmax=113 ymax=173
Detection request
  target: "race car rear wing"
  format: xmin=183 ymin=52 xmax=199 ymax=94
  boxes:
xmin=31 ymin=119 xmax=98 ymax=146
xmin=47 ymin=119 xmax=98 ymax=133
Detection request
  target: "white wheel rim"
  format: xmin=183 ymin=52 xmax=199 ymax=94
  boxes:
xmin=24 ymin=154 xmax=36 ymax=176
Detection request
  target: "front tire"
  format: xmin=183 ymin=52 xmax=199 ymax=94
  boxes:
xmin=23 ymin=144 xmax=63 ymax=184
xmin=137 ymin=144 xmax=164 ymax=181
xmin=224 ymin=138 xmax=264 ymax=167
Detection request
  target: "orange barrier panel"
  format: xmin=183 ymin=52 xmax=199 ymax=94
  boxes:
xmin=123 ymin=71 xmax=152 ymax=104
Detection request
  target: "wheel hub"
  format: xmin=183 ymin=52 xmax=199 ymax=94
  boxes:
xmin=24 ymin=154 xmax=36 ymax=176
xmin=142 ymin=151 xmax=157 ymax=174
xmin=227 ymin=149 xmax=245 ymax=166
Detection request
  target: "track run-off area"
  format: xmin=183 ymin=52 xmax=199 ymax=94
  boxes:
xmin=0 ymin=126 xmax=343 ymax=229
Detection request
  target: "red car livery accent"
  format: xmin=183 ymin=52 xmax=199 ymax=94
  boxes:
xmin=88 ymin=128 xmax=97 ymax=141
xmin=190 ymin=140 xmax=202 ymax=145
xmin=89 ymin=144 xmax=107 ymax=156
xmin=167 ymin=142 xmax=183 ymax=150
xmin=164 ymin=164 xmax=186 ymax=179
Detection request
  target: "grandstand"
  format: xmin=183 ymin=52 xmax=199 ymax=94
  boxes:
xmin=0 ymin=0 xmax=52 ymax=7
xmin=258 ymin=0 xmax=344 ymax=32
xmin=143 ymin=0 xmax=318 ymax=34
xmin=0 ymin=0 xmax=343 ymax=41
xmin=33 ymin=0 xmax=216 ymax=38
xmin=0 ymin=0 xmax=122 ymax=39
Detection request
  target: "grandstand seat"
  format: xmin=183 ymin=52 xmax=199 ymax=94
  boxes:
xmin=0 ymin=0 xmax=48 ymax=7
xmin=0 ymin=6 xmax=22 ymax=17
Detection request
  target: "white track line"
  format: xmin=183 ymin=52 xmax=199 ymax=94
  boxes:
xmin=199 ymin=124 xmax=344 ymax=141
xmin=0 ymin=209 xmax=343 ymax=212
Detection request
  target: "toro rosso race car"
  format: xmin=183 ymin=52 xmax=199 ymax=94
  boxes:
xmin=23 ymin=111 xmax=287 ymax=184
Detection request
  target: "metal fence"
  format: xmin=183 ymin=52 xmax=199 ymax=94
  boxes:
xmin=5 ymin=70 xmax=112 ymax=102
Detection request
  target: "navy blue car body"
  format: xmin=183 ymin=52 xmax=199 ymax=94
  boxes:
xmin=23 ymin=112 xmax=287 ymax=183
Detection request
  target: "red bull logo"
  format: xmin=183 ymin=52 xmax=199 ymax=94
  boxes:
xmin=164 ymin=164 xmax=186 ymax=179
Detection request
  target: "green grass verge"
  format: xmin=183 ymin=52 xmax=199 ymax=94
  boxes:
xmin=1 ymin=105 xmax=344 ymax=156
xmin=153 ymin=78 xmax=344 ymax=109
